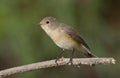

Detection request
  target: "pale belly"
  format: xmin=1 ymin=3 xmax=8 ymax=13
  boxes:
xmin=55 ymin=38 xmax=77 ymax=50
xmin=49 ymin=29 xmax=80 ymax=50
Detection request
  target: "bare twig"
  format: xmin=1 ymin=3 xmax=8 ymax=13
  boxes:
xmin=0 ymin=57 xmax=115 ymax=78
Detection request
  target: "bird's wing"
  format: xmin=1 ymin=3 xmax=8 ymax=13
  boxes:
xmin=60 ymin=23 xmax=90 ymax=50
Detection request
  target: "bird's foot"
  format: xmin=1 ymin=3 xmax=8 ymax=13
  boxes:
xmin=67 ymin=58 xmax=73 ymax=65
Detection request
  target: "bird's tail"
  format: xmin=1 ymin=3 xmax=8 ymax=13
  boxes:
xmin=83 ymin=51 xmax=97 ymax=58
xmin=79 ymin=45 xmax=97 ymax=58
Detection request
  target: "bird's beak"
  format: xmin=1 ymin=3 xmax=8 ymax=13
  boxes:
xmin=37 ymin=23 xmax=42 ymax=26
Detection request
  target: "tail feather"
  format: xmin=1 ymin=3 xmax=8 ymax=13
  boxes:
xmin=80 ymin=44 xmax=97 ymax=58
xmin=84 ymin=52 xmax=97 ymax=58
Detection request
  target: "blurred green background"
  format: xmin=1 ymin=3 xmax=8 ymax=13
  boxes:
xmin=0 ymin=0 xmax=120 ymax=78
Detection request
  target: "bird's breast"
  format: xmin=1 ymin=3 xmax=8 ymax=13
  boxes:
xmin=49 ymin=28 xmax=80 ymax=50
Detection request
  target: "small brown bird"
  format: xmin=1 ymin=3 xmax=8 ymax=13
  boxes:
xmin=38 ymin=16 xmax=97 ymax=64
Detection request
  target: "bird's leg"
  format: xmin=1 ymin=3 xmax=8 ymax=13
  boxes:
xmin=67 ymin=48 xmax=75 ymax=65
xmin=55 ymin=49 xmax=65 ymax=65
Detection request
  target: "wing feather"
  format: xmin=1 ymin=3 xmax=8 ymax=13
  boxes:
xmin=60 ymin=23 xmax=90 ymax=50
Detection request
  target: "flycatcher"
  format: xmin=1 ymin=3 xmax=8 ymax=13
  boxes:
xmin=38 ymin=16 xmax=97 ymax=64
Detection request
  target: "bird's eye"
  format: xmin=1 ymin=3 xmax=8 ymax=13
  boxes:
xmin=46 ymin=21 xmax=49 ymax=24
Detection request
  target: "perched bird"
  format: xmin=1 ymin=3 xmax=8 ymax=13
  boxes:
xmin=38 ymin=16 xmax=97 ymax=64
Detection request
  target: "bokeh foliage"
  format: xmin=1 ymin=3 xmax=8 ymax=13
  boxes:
xmin=0 ymin=0 xmax=120 ymax=78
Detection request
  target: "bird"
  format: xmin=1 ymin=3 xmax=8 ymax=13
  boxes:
xmin=38 ymin=16 xmax=97 ymax=65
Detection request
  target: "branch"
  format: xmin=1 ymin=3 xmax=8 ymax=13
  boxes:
xmin=0 ymin=57 xmax=115 ymax=78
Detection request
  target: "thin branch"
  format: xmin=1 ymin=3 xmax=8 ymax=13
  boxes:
xmin=0 ymin=57 xmax=115 ymax=78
